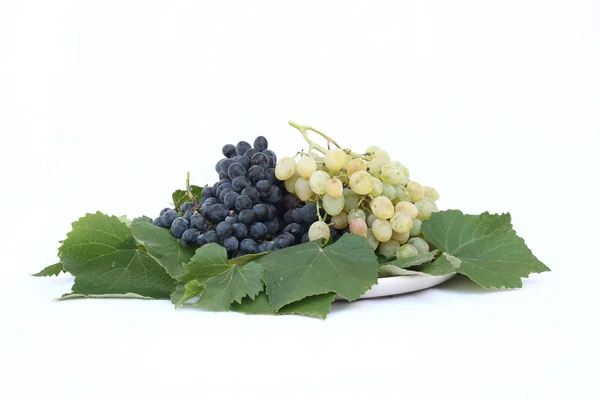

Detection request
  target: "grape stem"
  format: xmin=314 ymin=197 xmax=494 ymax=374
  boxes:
xmin=288 ymin=121 xmax=343 ymax=155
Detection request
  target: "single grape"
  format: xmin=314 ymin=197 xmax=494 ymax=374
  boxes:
xmin=381 ymin=182 xmax=397 ymax=201
xmin=378 ymin=239 xmax=400 ymax=259
xmin=159 ymin=207 xmax=171 ymax=216
xmin=366 ymin=213 xmax=377 ymax=228
xmin=369 ymin=177 xmax=384 ymax=197
xmin=237 ymin=156 xmax=251 ymax=170
xmin=238 ymin=209 xmax=256 ymax=225
xmin=294 ymin=177 xmax=314 ymax=202
xmin=223 ymin=191 xmax=240 ymax=209
xmin=216 ymin=183 xmax=233 ymax=199
xmin=291 ymin=208 xmax=304 ymax=224
xmin=322 ymin=194 xmax=345 ymax=216
xmin=365 ymin=146 xmax=391 ymax=161
xmin=232 ymin=176 xmax=251 ymax=192
xmin=394 ymin=185 xmax=411 ymax=202
xmin=301 ymin=203 xmax=319 ymax=224
xmin=201 ymin=186 xmax=215 ymax=199
xmin=251 ymin=204 xmax=269 ymax=221
xmin=240 ymin=238 xmax=259 ymax=254
xmin=180 ymin=202 xmax=194 ymax=214
xmin=301 ymin=233 xmax=310 ymax=243
xmin=196 ymin=234 xmax=207 ymax=246
xmin=389 ymin=212 xmax=413 ymax=233
xmin=162 ymin=209 xmax=179 ymax=227
xmin=415 ymin=199 xmax=436 ymax=221
xmin=395 ymin=201 xmax=418 ymax=219
xmin=215 ymin=159 xmax=224 ymax=174
xmin=184 ymin=210 xmax=196 ymax=222
xmin=308 ymin=170 xmax=330 ymax=195
xmin=204 ymin=230 xmax=220 ymax=244
xmin=220 ymin=158 xmax=235 ymax=175
xmin=224 ymin=236 xmax=239 ymax=252
xmin=370 ymin=196 xmax=394 ymax=220
xmin=372 ymin=219 xmax=393 ymax=242
xmin=264 ymin=168 xmax=276 ymax=184
xmin=284 ymin=174 xmax=299 ymax=193
xmin=250 ymin=222 xmax=268 ymax=239
xmin=258 ymin=241 xmax=275 ymax=253
xmin=366 ymin=156 xmax=389 ymax=175
xmin=153 ymin=217 xmax=168 ymax=228
xmin=247 ymin=165 xmax=266 ymax=184
xmin=408 ymin=237 xmax=430 ymax=254
xmin=409 ymin=218 xmax=422 ymax=237
xmin=366 ymin=229 xmax=380 ymax=250
xmin=235 ymin=195 xmax=253 ymax=211
xmin=391 ymin=230 xmax=410 ymax=244
xmin=262 ymin=149 xmax=277 ymax=163
xmin=216 ymin=222 xmax=233 ymax=239
xmin=225 ymin=215 xmax=238 ymax=225
xmin=244 ymin=148 xmax=258 ymax=159
xmin=206 ymin=204 xmax=230 ymax=224
xmin=396 ymin=244 xmax=419 ymax=259
xmin=255 ymin=180 xmax=271 ymax=193
xmin=190 ymin=214 xmax=208 ymax=231
xmin=349 ymin=218 xmax=368 ymax=238
xmin=231 ymin=223 xmax=248 ymax=239
xmin=308 ymin=221 xmax=331 ymax=242
xmin=241 ymin=187 xmax=260 ymax=204
xmin=265 ymin=185 xmax=282 ymax=204
xmin=264 ymin=220 xmax=279 ymax=236
xmin=251 ymin=152 xmax=269 ymax=169
xmin=342 ymin=188 xmax=361 ymax=213
xmin=282 ymin=223 xmax=305 ymax=242
xmin=170 ymin=217 xmax=190 ymax=238
xmin=326 ymin=178 xmax=343 ymax=198
xmin=324 ymin=148 xmax=347 ymax=171
xmin=266 ymin=204 xmax=277 ymax=220
xmin=346 ymin=158 xmax=367 ymax=176
xmin=275 ymin=157 xmax=297 ymax=180
xmin=331 ymin=212 xmax=349 ymax=229
xmin=227 ymin=163 xmax=246 ymax=179
xmin=296 ymin=157 xmax=318 ymax=178
xmin=202 ymin=197 xmax=220 ymax=211
xmin=222 ymin=144 xmax=237 ymax=158
xmin=283 ymin=194 xmax=299 ymax=210
xmin=181 ymin=228 xmax=200 ymax=245
xmin=253 ymin=136 xmax=268 ymax=152
xmin=380 ymin=165 xmax=405 ymax=185
xmin=348 ymin=209 xmax=366 ymax=222
xmin=349 ymin=171 xmax=374 ymax=195
xmin=406 ymin=181 xmax=425 ymax=202
xmin=274 ymin=234 xmax=292 ymax=249
xmin=236 ymin=141 xmax=252 ymax=156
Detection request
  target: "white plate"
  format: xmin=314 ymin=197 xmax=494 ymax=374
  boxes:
xmin=336 ymin=273 xmax=456 ymax=301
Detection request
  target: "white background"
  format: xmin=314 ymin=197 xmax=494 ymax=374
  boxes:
xmin=1 ymin=1 xmax=598 ymax=399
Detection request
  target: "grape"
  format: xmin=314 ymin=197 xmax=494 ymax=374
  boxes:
xmin=322 ymin=194 xmax=345 ymax=216
xmin=231 ymin=223 xmax=248 ymax=239
xmin=293 ymin=177 xmax=312 ymax=201
xmin=241 ymin=187 xmax=260 ymax=204
xmin=366 ymin=157 xmax=389 ymax=175
xmin=234 ymin=195 xmax=252 ymax=211
xmin=380 ymin=165 xmax=405 ymax=185
xmin=219 ymin=159 xmax=235 ymax=175
xmin=342 ymin=188 xmax=361 ymax=212
xmin=258 ymin=241 xmax=275 ymax=252
xmin=227 ymin=163 xmax=246 ymax=179
xmin=301 ymin=203 xmax=319 ymax=224
xmin=236 ymin=141 xmax=252 ymax=156
xmin=283 ymin=194 xmax=299 ymax=210
xmin=348 ymin=209 xmax=366 ymax=222
xmin=308 ymin=170 xmax=330 ymax=195
xmin=255 ymin=180 xmax=271 ymax=193
xmin=381 ymin=182 xmax=397 ymax=201
xmin=232 ymin=176 xmax=251 ymax=192
xmin=365 ymin=146 xmax=391 ymax=161
xmin=366 ymin=213 xmax=377 ymax=228
xmin=415 ymin=199 xmax=435 ymax=221
xmin=184 ymin=210 xmax=196 ymax=222
xmin=409 ymin=218 xmax=422 ymax=237
xmin=251 ymin=152 xmax=269 ymax=169
xmin=349 ymin=171 xmax=374 ymax=195
xmin=301 ymin=233 xmax=310 ymax=243
xmin=262 ymin=149 xmax=277 ymax=163
xmin=225 ymin=215 xmax=238 ymax=225
xmin=395 ymin=201 xmax=418 ymax=219
xmin=253 ymin=136 xmax=268 ymax=152
xmin=283 ymin=223 xmax=305 ymax=242
xmin=247 ymin=165 xmax=266 ymax=184
xmin=275 ymin=157 xmax=297 ymax=180
xmin=190 ymin=214 xmax=208 ymax=231
xmin=366 ymin=229 xmax=380 ymax=250
xmin=284 ymin=174 xmax=299 ymax=193
xmin=265 ymin=186 xmax=282 ymax=204
xmin=216 ymin=222 xmax=233 ymax=238
xmin=240 ymin=238 xmax=259 ymax=254
xmin=326 ymin=178 xmax=343 ymax=198
xmin=238 ymin=209 xmax=256 ymax=225
xmin=346 ymin=158 xmax=366 ymax=176
xmin=170 ymin=217 xmax=190 ymax=238
xmin=391 ymin=230 xmax=410 ymax=244
xmin=224 ymin=236 xmax=239 ymax=252
xmin=216 ymin=183 xmax=233 ymax=199
xmin=264 ymin=168 xmax=276 ymax=183
xmin=349 ymin=218 xmax=368 ymax=238
xmin=390 ymin=161 xmax=410 ymax=178
xmin=370 ymin=196 xmax=394 ymax=220
xmin=308 ymin=221 xmax=331 ymax=242
xmin=204 ymin=230 xmax=220 ymax=244
xmin=251 ymin=203 xmax=269 ymax=221
xmin=370 ymin=177 xmax=384 ymax=197
xmin=372 ymin=219 xmax=393 ymax=242
xmin=406 ymin=181 xmax=425 ymax=202
xmin=250 ymin=222 xmax=268 ymax=239
xmin=222 ymin=144 xmax=237 ymax=158
xmin=237 ymin=156 xmax=251 ymax=170
xmin=215 ymin=159 xmax=224 ymax=174
xmin=389 ymin=212 xmax=413 ymax=233
xmin=264 ymin=220 xmax=279 ymax=235
xmin=181 ymin=202 xmax=194 ymax=214
xmin=180 ymin=228 xmax=200 ymax=245
xmin=266 ymin=204 xmax=277 ymax=220
xmin=296 ymin=157 xmax=318 ymax=178
xmin=291 ymin=208 xmax=304 ymax=224
xmin=408 ymin=237 xmax=430 ymax=254
xmin=162 ymin=209 xmax=179 ymax=227
xmin=331 ymin=212 xmax=349 ymax=229
xmin=207 ymin=204 xmax=229 ymax=224
xmin=394 ymin=185 xmax=411 ymax=202
xmin=324 ymin=148 xmax=347 ymax=171
xmin=201 ymin=186 xmax=215 ymax=199
xmin=196 ymin=234 xmax=207 ymax=246
xmin=153 ymin=217 xmax=168 ymax=228
xmin=223 ymin=191 xmax=239 ymax=209
xmin=396 ymin=244 xmax=418 ymax=259
xmin=244 ymin=148 xmax=258 ymax=159
xmin=378 ymin=240 xmax=400 ymax=259
xmin=274 ymin=234 xmax=293 ymax=249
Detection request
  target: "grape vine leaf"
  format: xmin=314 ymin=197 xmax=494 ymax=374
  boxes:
xmin=58 ymin=293 xmax=154 ymax=301
xmin=32 ymin=262 xmax=64 ymax=277
xmin=378 ymin=250 xmax=439 ymax=278
xmin=58 ymin=212 xmax=176 ymax=299
xmin=231 ymin=292 xmax=336 ymax=319
xmin=172 ymin=185 xmax=204 ymax=206
xmin=261 ymin=233 xmax=380 ymax=310
xmin=421 ymin=210 xmax=550 ymax=288
xmin=131 ymin=220 xmax=194 ymax=278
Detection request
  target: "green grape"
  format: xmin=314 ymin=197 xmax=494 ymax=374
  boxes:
xmin=380 ymin=165 xmax=405 ymax=186
xmin=396 ymin=244 xmax=419 ymax=259
xmin=366 ymin=229 xmax=380 ymax=250
xmin=366 ymin=157 xmax=389 ymax=175
xmin=296 ymin=157 xmax=318 ymax=178
xmin=295 ymin=177 xmax=314 ymax=201
xmin=275 ymin=157 xmax=297 ymax=180
xmin=409 ymin=218 xmax=422 ymax=237
xmin=348 ymin=209 xmax=366 ymax=222
xmin=349 ymin=171 xmax=374 ymax=195
xmin=370 ymin=177 xmax=384 ymax=197
xmin=324 ymin=148 xmax=347 ymax=171
xmin=378 ymin=240 xmax=400 ymax=259
xmin=308 ymin=221 xmax=331 ymax=242
xmin=326 ymin=178 xmax=344 ymax=198
xmin=349 ymin=218 xmax=368 ymax=238
xmin=391 ymin=161 xmax=410 ymax=178
xmin=381 ymin=182 xmax=397 ymax=201
xmin=408 ymin=237 xmax=430 ymax=254
xmin=284 ymin=174 xmax=300 ymax=193
xmin=331 ymin=212 xmax=349 ymax=229
xmin=389 ymin=212 xmax=413 ymax=233
xmin=372 ymin=218 xmax=393 ymax=242
xmin=415 ymin=199 xmax=436 ymax=221
xmin=394 ymin=185 xmax=411 ymax=202
xmin=366 ymin=213 xmax=377 ymax=228
xmin=342 ymin=188 xmax=361 ymax=212
xmin=346 ymin=158 xmax=367 ymax=176
xmin=423 ymin=185 xmax=440 ymax=201
xmin=391 ymin=230 xmax=410 ymax=244
xmin=370 ymin=196 xmax=394 ymax=220
xmin=394 ymin=201 xmax=418 ymax=219
xmin=309 ymin=170 xmax=330 ymax=195
xmin=406 ymin=181 xmax=425 ymax=202
xmin=366 ymin=146 xmax=391 ymax=161
xmin=322 ymin=194 xmax=345 ymax=216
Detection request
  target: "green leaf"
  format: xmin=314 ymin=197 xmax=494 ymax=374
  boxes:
xmin=132 ymin=216 xmax=153 ymax=224
xmin=131 ymin=220 xmax=194 ymax=278
xmin=422 ymin=210 xmax=550 ymax=288
xmin=170 ymin=283 xmax=187 ymax=306
xmin=419 ymin=252 xmax=461 ymax=276
xmin=32 ymin=262 xmax=64 ymax=277
xmin=232 ymin=292 xmax=336 ymax=319
xmin=177 ymin=243 xmax=231 ymax=282
xmin=58 ymin=292 xmax=155 ymax=301
xmin=172 ymin=185 xmax=204 ymax=207
xmin=171 ymin=190 xmax=187 ymax=206
xmin=261 ymin=233 xmax=380 ymax=310
xmin=174 ymin=280 xmax=205 ymax=307
xmin=378 ymin=250 xmax=439 ymax=277
xmin=59 ymin=212 xmax=176 ymax=299
xmin=118 ymin=215 xmax=133 ymax=226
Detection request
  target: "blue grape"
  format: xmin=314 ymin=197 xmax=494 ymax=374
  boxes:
xmin=202 ymin=197 xmax=220 ymax=211
xmin=235 ymin=195 xmax=252 ymax=211
xmin=227 ymin=163 xmax=246 ymax=179
xmin=301 ymin=233 xmax=310 ymax=243
xmin=237 ymin=156 xmax=251 ymax=170
xmin=253 ymin=136 xmax=268 ymax=152
xmin=215 ymin=183 xmax=232 ymax=198
xmin=204 ymin=230 xmax=220 ymax=244
xmin=274 ymin=235 xmax=292 ymax=249
xmin=264 ymin=168 xmax=276 ymax=184
xmin=153 ymin=217 xmax=168 ymax=228
xmin=250 ymin=222 xmax=267 ymax=239
xmin=262 ymin=149 xmax=277 ymax=163
xmin=216 ymin=221 xmax=233 ymax=238
xmin=219 ymin=171 xmax=229 ymax=180
xmin=206 ymin=204 xmax=229 ymax=224
xmin=244 ymin=148 xmax=258 ymax=159
xmin=162 ymin=209 xmax=179 ymax=227
xmin=266 ymin=204 xmax=277 ymax=221
xmin=218 ymin=188 xmax=234 ymax=204
xmin=281 ymin=232 xmax=296 ymax=245
xmin=225 ymin=215 xmax=239 ymax=225
xmin=222 ymin=144 xmax=237 ymax=158
xmin=265 ymin=186 xmax=282 ymax=204
xmin=252 ymin=204 xmax=269 ymax=221
xmin=284 ymin=210 xmax=294 ymax=224
xmin=196 ymin=234 xmax=207 ymax=246
xmin=241 ymin=187 xmax=260 ymax=204
xmin=283 ymin=223 xmax=304 ymax=242
xmin=159 ymin=207 xmax=171 ymax=216
xmin=265 ymin=155 xmax=275 ymax=168
xmin=251 ymin=152 xmax=269 ymax=169
xmin=258 ymin=241 xmax=274 ymax=253
xmin=240 ymin=238 xmax=259 ymax=254
xmin=291 ymin=209 xmax=304 ymax=224
xmin=301 ymin=203 xmax=319 ymax=224
xmin=238 ymin=209 xmax=256 ymax=225
xmin=201 ymin=186 xmax=215 ymax=198
xmin=246 ymin=165 xmax=265 ymax=184
xmin=255 ymin=180 xmax=271 ymax=193
xmin=236 ymin=141 xmax=252 ymax=156
xmin=231 ymin=223 xmax=248 ymax=239
xmin=263 ymin=220 xmax=279 ymax=236
xmin=190 ymin=214 xmax=208 ymax=231
xmin=215 ymin=159 xmax=224 ymax=174
xmin=232 ymin=176 xmax=251 ymax=192
xmin=180 ymin=202 xmax=194 ymax=214
xmin=220 ymin=159 xmax=235 ymax=175
xmin=224 ymin=236 xmax=239 ymax=252
xmin=181 ymin=228 xmax=200 ymax=245
xmin=184 ymin=210 xmax=196 ymax=222
xmin=283 ymin=194 xmax=299 ymax=210
xmin=170 ymin=217 xmax=190 ymax=238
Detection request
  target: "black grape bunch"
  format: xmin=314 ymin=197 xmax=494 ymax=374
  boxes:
xmin=151 ymin=136 xmax=319 ymax=257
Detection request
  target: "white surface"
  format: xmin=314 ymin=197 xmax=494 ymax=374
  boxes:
xmin=339 ymin=274 xmax=457 ymax=300
xmin=1 ymin=1 xmax=599 ymax=399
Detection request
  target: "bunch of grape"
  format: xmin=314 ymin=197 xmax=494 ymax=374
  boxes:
xmin=274 ymin=144 xmax=440 ymax=260
xmin=151 ymin=136 xmax=307 ymax=256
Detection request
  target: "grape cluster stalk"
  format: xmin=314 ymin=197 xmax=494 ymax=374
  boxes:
xmin=275 ymin=121 xmax=441 ymax=260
